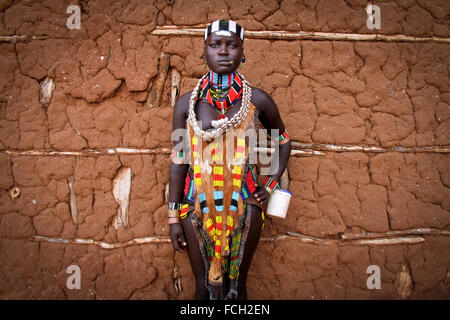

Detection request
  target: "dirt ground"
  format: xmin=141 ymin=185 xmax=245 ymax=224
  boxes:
xmin=0 ymin=0 xmax=449 ymax=299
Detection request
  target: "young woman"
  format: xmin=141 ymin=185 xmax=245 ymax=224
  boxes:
xmin=168 ymin=20 xmax=291 ymax=300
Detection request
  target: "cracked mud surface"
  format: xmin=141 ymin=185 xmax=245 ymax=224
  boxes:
xmin=0 ymin=0 xmax=449 ymax=299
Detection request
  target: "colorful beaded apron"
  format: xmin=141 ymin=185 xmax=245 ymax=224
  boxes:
xmin=182 ymin=102 xmax=261 ymax=299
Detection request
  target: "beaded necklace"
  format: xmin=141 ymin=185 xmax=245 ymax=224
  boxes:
xmin=199 ymin=71 xmax=243 ymax=121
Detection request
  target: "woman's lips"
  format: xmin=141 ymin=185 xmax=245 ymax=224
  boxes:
xmin=218 ymin=60 xmax=234 ymax=65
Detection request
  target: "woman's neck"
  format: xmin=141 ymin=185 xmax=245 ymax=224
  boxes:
xmin=209 ymin=71 xmax=236 ymax=88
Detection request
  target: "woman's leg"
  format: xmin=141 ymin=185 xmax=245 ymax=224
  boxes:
xmin=181 ymin=213 xmax=209 ymax=300
xmin=235 ymin=204 xmax=263 ymax=300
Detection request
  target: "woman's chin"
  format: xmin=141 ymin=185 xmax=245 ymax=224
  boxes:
xmin=210 ymin=64 xmax=238 ymax=74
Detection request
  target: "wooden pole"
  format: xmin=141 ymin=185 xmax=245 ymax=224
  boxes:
xmin=3 ymin=142 xmax=449 ymax=158
xmin=145 ymin=52 xmax=170 ymax=109
xmin=151 ymin=26 xmax=450 ymax=44
xmin=340 ymin=228 xmax=450 ymax=240
xmin=33 ymin=230 xmax=440 ymax=249
xmin=0 ymin=35 xmax=26 ymax=43
xmin=2 ymin=147 xmax=173 ymax=157
xmin=2 ymin=29 xmax=449 ymax=44
xmin=0 ymin=35 xmax=47 ymax=42
xmin=32 ymin=235 xmax=171 ymax=249
xmin=290 ymin=142 xmax=450 ymax=153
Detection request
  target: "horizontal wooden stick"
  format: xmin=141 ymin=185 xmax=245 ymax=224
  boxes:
xmin=0 ymin=35 xmax=26 ymax=43
xmin=291 ymin=142 xmax=450 ymax=153
xmin=340 ymin=236 xmax=425 ymax=245
xmin=3 ymin=142 xmax=449 ymax=158
xmin=254 ymin=146 xmax=324 ymax=156
xmin=340 ymin=228 xmax=450 ymax=240
xmin=282 ymin=232 xmax=337 ymax=244
xmin=0 ymin=35 xmax=48 ymax=43
xmin=3 ymin=147 xmax=172 ymax=157
xmin=285 ymin=232 xmax=426 ymax=245
xmin=152 ymin=26 xmax=450 ymax=44
xmin=32 ymin=230 xmax=439 ymax=249
xmin=1 ymin=147 xmax=322 ymax=157
xmin=32 ymin=235 xmax=171 ymax=249
xmin=2 ymin=30 xmax=449 ymax=44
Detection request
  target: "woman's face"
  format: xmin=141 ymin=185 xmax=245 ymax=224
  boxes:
xmin=204 ymin=32 xmax=244 ymax=75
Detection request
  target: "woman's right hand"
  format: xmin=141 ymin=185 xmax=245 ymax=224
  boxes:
xmin=169 ymin=223 xmax=187 ymax=253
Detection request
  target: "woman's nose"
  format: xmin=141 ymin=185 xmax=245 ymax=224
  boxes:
xmin=218 ymin=44 xmax=228 ymax=55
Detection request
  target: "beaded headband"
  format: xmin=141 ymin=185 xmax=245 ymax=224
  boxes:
xmin=204 ymin=20 xmax=244 ymax=42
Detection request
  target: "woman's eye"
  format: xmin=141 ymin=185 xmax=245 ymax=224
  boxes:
xmin=229 ymin=44 xmax=237 ymax=48
xmin=210 ymin=43 xmax=218 ymax=48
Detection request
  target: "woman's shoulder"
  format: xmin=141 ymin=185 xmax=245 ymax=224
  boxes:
xmin=250 ymin=87 xmax=269 ymax=100
xmin=177 ymin=91 xmax=193 ymax=106
xmin=249 ymin=87 xmax=276 ymax=112
xmin=174 ymin=91 xmax=193 ymax=117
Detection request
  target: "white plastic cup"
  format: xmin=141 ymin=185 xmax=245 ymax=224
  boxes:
xmin=266 ymin=189 xmax=291 ymax=219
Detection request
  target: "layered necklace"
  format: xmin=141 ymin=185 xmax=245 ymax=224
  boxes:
xmin=199 ymin=71 xmax=243 ymax=122
xmin=188 ymin=72 xmax=252 ymax=141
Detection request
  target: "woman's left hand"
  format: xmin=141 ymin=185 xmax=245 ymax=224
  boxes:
xmin=253 ymin=185 xmax=269 ymax=211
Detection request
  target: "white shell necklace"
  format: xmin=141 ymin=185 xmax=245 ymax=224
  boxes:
xmin=187 ymin=73 xmax=252 ymax=141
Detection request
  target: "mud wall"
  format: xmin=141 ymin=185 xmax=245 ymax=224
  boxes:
xmin=0 ymin=0 xmax=449 ymax=299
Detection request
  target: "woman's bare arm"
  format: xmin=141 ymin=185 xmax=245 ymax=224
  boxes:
xmin=168 ymin=92 xmax=191 ymax=252
xmin=251 ymin=88 xmax=292 ymax=207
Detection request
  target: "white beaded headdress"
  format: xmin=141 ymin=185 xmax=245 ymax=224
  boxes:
xmin=204 ymin=20 xmax=244 ymax=42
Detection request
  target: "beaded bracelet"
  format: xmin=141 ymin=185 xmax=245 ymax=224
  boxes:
xmin=168 ymin=202 xmax=182 ymax=211
xmin=276 ymin=129 xmax=290 ymax=145
xmin=263 ymin=177 xmax=280 ymax=189
xmin=171 ymin=149 xmax=186 ymax=164
xmin=263 ymin=177 xmax=280 ymax=196
xmin=180 ymin=204 xmax=189 ymax=220
xmin=168 ymin=209 xmax=180 ymax=219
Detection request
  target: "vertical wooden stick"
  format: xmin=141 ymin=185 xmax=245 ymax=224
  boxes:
xmin=146 ymin=52 xmax=170 ymax=109
xmin=67 ymin=176 xmax=78 ymax=225
xmin=171 ymin=69 xmax=181 ymax=108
